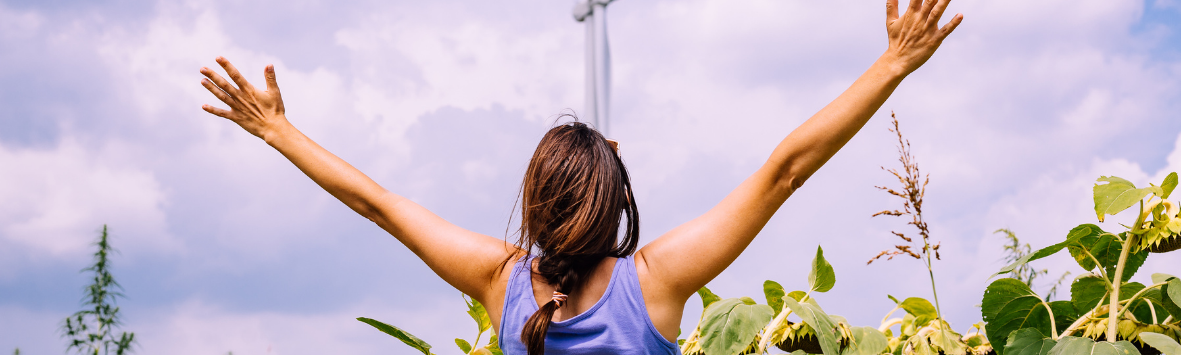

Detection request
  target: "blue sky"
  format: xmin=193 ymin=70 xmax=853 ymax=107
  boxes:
xmin=2 ymin=0 xmax=1181 ymax=353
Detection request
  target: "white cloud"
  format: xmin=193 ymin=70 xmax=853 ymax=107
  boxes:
xmin=3 ymin=0 xmax=1181 ymax=351
xmin=131 ymin=298 xmax=475 ymax=355
xmin=0 ymin=139 xmax=174 ymax=261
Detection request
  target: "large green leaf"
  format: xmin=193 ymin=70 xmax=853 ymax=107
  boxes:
xmin=1147 ymin=273 xmax=1178 ymax=319
xmin=698 ymin=286 xmax=722 ymax=310
xmin=1093 ymin=176 xmax=1160 ymax=222
xmin=1126 ymin=287 xmax=1167 ymax=323
xmin=1141 ymin=332 xmax=1181 ymax=355
xmin=782 ymin=297 xmax=840 ymax=355
xmin=764 ymin=280 xmax=786 ymax=314
xmin=699 ymin=297 xmax=774 ymax=355
xmin=1071 ymin=275 xmax=1109 ymax=315
xmin=982 ymin=279 xmax=1056 ymax=355
xmin=1004 ymin=328 xmax=1057 ymax=355
xmin=1068 ymin=232 xmax=1148 ymax=281
xmin=1164 ymin=278 xmax=1181 ymax=319
xmin=1046 ymin=301 xmax=1079 ymax=336
xmin=809 ymin=246 xmax=835 ymax=293
xmin=1153 ymin=273 xmax=1178 ymax=284
xmin=899 ymin=297 xmax=939 ymax=329
xmin=1162 ymin=172 xmax=1179 ymax=199
xmin=1047 ymin=336 xmax=1138 ymax=355
xmin=843 ymin=326 xmax=889 ymax=355
xmin=357 ymin=317 xmax=433 ymax=355
xmin=996 ymin=224 xmax=1102 ymax=278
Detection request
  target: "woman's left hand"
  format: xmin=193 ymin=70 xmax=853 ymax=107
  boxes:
xmin=200 ymin=57 xmax=290 ymax=142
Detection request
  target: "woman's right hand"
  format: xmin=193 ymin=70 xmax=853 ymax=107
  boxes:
xmin=200 ymin=57 xmax=290 ymax=142
xmin=882 ymin=0 xmax=963 ymax=76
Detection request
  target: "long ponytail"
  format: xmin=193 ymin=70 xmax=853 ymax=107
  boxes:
xmin=513 ymin=119 xmax=640 ymax=355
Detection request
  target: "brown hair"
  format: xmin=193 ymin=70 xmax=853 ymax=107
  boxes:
xmin=513 ymin=118 xmax=639 ymax=355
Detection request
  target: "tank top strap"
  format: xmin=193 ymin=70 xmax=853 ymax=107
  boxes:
xmin=614 ymin=255 xmax=680 ymax=352
xmin=500 ymin=254 xmax=536 ymax=338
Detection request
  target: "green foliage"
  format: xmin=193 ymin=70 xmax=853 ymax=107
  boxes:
xmin=1093 ymin=176 xmax=1162 ymax=222
xmin=1163 ymin=276 xmax=1181 ymax=317
xmin=809 ymin=246 xmax=835 ymax=293
xmin=764 ymin=280 xmax=786 ymax=314
xmin=60 ymin=225 xmax=136 ymax=355
xmin=899 ymin=297 xmax=938 ymax=329
xmin=982 ymin=278 xmax=1065 ymax=355
xmin=1047 ymin=336 xmax=1138 ymax=355
xmin=1068 ymin=232 xmax=1148 ymax=282
xmin=843 ymin=326 xmax=888 ymax=355
xmin=359 ymin=294 xmax=502 ymax=355
xmin=1005 ymin=328 xmax=1056 ymax=355
xmin=698 ymin=286 xmax=722 ymax=309
xmin=997 ymin=224 xmax=1100 ymax=279
xmin=984 ymin=173 xmax=1181 ymax=354
xmin=1162 ymin=173 xmax=1178 ymax=199
xmin=699 ymin=297 xmax=773 ymax=355
xmin=782 ymin=297 xmax=840 ymax=355
xmin=1140 ymin=332 xmax=1181 ymax=355
xmin=996 ymin=229 xmax=1072 ymax=300
xmin=455 ymin=339 xmax=472 ymax=354
xmin=1071 ymin=275 xmax=1108 ymax=313
xmin=357 ymin=317 xmax=433 ymax=355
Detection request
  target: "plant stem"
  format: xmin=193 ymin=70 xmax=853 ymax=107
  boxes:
xmin=881 ymin=304 xmax=902 ymax=327
xmin=879 ymin=318 xmax=904 ymax=334
xmin=1107 ymin=237 xmax=1133 ymax=341
xmin=1078 ymin=248 xmax=1110 ymax=282
xmin=1148 ymin=301 xmax=1158 ymax=324
xmin=1032 ymin=293 xmax=1059 ymax=340
xmin=1060 ymin=311 xmax=1094 ymax=338
xmin=757 ymin=292 xmax=811 ymax=354
xmin=926 ymin=248 xmax=943 ymax=321
xmin=1113 ymin=281 xmax=1167 ymax=320
xmin=1107 ymin=204 xmax=1145 ymax=342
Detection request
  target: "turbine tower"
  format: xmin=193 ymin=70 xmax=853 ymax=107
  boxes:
xmin=573 ymin=0 xmax=614 ymax=135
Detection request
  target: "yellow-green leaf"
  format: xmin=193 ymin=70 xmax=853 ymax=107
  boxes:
xmin=808 ymin=246 xmax=836 ymax=293
xmin=1094 ymin=176 xmax=1160 ymax=222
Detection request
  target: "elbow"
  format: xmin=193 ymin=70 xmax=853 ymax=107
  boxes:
xmin=771 ymin=168 xmax=811 ymax=197
xmin=352 ymin=200 xmax=384 ymax=225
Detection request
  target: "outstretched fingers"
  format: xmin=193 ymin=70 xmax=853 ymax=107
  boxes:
xmin=216 ymin=57 xmax=256 ymax=93
xmin=202 ymin=104 xmax=234 ymax=119
xmin=938 ymin=13 xmax=963 ymax=38
xmin=201 ymin=78 xmax=240 ymax=110
xmin=928 ymin=0 xmax=952 ymax=26
xmin=887 ymin=0 xmax=899 ymax=23
xmin=201 ymin=67 xmax=241 ymax=98
xmin=906 ymin=0 xmax=923 ymax=12
xmin=264 ymin=64 xmax=280 ymax=94
xmin=919 ymin=0 xmax=937 ymax=17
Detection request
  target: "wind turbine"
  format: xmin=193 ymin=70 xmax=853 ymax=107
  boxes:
xmin=573 ymin=0 xmax=614 ymax=135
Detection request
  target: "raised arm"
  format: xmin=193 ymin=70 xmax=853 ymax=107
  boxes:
xmin=198 ymin=58 xmax=516 ymax=302
xmin=637 ymin=0 xmax=962 ymax=303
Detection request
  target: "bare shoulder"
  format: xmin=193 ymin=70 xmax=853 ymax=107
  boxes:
xmin=484 ymin=250 xmax=527 ymax=335
xmin=634 ymin=248 xmax=689 ymax=342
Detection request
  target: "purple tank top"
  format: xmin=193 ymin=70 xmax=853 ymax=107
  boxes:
xmin=498 ymin=255 xmax=680 ymax=355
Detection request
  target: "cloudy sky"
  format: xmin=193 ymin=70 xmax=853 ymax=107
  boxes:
xmin=2 ymin=0 xmax=1181 ymax=353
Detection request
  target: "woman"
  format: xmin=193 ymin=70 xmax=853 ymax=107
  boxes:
xmin=198 ymin=1 xmax=961 ymax=354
